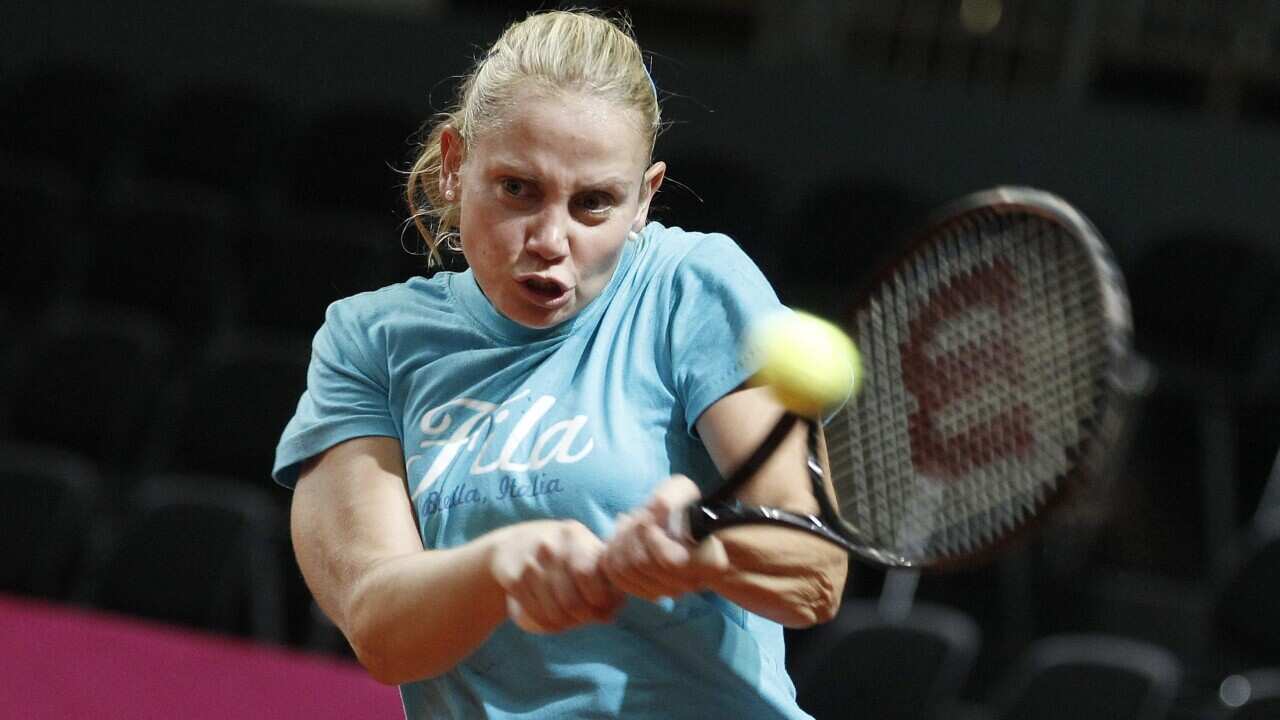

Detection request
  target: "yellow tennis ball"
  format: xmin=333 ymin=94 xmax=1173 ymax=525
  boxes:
xmin=747 ymin=311 xmax=862 ymax=416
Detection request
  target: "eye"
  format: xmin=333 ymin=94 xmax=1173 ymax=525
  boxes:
xmin=500 ymin=178 xmax=526 ymax=196
xmin=576 ymin=191 xmax=615 ymax=214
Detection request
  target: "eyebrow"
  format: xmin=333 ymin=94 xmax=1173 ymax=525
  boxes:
xmin=584 ymin=177 xmax=632 ymax=197
xmin=487 ymin=160 xmax=633 ymax=196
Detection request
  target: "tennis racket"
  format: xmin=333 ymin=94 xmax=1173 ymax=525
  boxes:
xmin=676 ymin=186 xmax=1141 ymax=568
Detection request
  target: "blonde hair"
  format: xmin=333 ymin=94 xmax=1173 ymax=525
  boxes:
xmin=405 ymin=10 xmax=661 ymax=266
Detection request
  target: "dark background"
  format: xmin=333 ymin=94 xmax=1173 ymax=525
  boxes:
xmin=3 ymin=1 xmax=1279 ymax=718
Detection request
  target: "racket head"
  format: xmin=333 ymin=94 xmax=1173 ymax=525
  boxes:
xmin=823 ymin=186 xmax=1136 ymax=568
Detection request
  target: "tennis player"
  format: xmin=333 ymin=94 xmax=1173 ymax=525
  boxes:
xmin=274 ymin=10 xmax=847 ymax=719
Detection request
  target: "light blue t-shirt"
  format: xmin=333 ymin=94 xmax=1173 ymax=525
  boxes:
xmin=274 ymin=222 xmax=811 ymax=720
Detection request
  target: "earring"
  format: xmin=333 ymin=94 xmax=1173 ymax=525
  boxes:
xmin=444 ymin=189 xmax=455 ymax=201
xmin=627 ymin=230 xmax=640 ymax=242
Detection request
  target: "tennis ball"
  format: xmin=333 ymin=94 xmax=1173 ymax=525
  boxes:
xmin=747 ymin=311 xmax=862 ymax=416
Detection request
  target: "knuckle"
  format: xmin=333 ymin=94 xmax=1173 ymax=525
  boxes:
xmin=535 ymin=539 xmax=557 ymax=563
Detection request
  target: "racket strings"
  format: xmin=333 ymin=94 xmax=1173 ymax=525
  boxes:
xmin=826 ymin=210 xmax=1112 ymax=562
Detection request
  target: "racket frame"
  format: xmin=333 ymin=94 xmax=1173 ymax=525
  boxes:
xmin=684 ymin=186 xmax=1142 ymax=569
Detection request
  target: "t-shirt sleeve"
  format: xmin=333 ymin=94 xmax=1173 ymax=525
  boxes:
xmin=272 ymin=297 xmax=400 ymax=488
xmin=667 ymin=233 xmax=785 ymax=433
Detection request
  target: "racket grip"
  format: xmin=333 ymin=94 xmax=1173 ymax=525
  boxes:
xmin=678 ymin=503 xmax=726 ymax=543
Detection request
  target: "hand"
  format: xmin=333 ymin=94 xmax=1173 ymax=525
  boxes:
xmin=489 ymin=520 xmax=624 ymax=634
xmin=601 ymin=474 xmax=730 ymax=602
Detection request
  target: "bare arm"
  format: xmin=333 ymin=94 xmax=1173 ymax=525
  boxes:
xmin=292 ymin=436 xmax=619 ymax=685
xmin=697 ymin=385 xmax=849 ymax=626
xmin=602 ymin=386 xmax=849 ymax=628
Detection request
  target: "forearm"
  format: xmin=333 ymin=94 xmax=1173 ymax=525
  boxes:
xmin=344 ymin=530 xmax=510 ymax=684
xmin=689 ymin=388 xmax=848 ymax=625
xmin=707 ymin=526 xmax=847 ymax=627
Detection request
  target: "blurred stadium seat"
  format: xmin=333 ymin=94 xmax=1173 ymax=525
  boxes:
xmin=1260 ymin=450 xmax=1280 ymax=522
xmin=0 ymin=444 xmax=100 ymax=600
xmin=141 ymin=331 xmax=309 ymax=484
xmin=236 ymin=212 xmax=420 ymax=335
xmin=789 ymin=599 xmax=981 ymax=720
xmin=985 ymin=633 xmax=1182 ymax=720
xmin=1111 ymin=234 xmax=1280 ymax=581
xmin=82 ymin=473 xmax=286 ymax=642
xmin=0 ymin=171 xmax=87 ymax=325
xmin=77 ymin=200 xmax=242 ymax=343
xmin=1214 ymin=506 xmax=1280 ymax=670
xmin=0 ymin=304 xmax=173 ymax=472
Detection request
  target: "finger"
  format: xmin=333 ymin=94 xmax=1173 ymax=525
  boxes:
xmin=605 ymin=560 xmax=668 ymax=602
xmin=614 ymin=518 xmax=686 ymax=600
xmin=646 ymin=474 xmax=702 ymax=517
xmin=568 ymin=544 xmax=622 ymax=616
xmin=518 ymin=576 xmax=576 ymax=633
xmin=507 ymin=596 xmax=552 ymax=635
xmin=548 ymin=522 xmax=621 ymax=625
xmin=640 ymin=521 xmax=692 ymax=571
xmin=545 ymin=560 xmax=608 ymax=626
xmin=515 ymin=546 xmax=577 ymax=632
xmin=602 ymin=512 xmax=644 ymax=574
xmin=637 ymin=522 xmax=700 ymax=595
xmin=608 ymin=510 xmax=640 ymax=542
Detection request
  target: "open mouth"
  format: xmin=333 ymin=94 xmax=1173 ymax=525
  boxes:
xmin=523 ymin=277 xmax=565 ymax=298
xmin=517 ymin=275 xmax=572 ymax=307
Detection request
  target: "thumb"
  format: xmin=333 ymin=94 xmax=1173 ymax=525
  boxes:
xmin=648 ymin=474 xmax=703 ymax=543
xmin=647 ymin=474 xmax=702 ymax=517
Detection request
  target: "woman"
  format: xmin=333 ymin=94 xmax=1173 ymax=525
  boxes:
xmin=275 ymin=10 xmax=848 ymax=719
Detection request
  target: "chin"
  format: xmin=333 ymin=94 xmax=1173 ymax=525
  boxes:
xmin=509 ymin=305 xmax=574 ymax=330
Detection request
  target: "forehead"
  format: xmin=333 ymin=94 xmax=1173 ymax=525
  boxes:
xmin=469 ymin=86 xmax=651 ymax=173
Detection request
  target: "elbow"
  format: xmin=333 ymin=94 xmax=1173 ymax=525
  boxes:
xmin=345 ymin=583 xmax=434 ymax=686
xmin=782 ymin=573 xmax=842 ymax=629
xmin=351 ymin=638 xmax=406 ymax=686
xmin=346 ymin=607 xmax=405 ymax=686
xmin=785 ymin=554 xmax=847 ymax=628
xmin=361 ymin=659 xmax=423 ymax=688
xmin=349 ymin=612 xmax=440 ymax=686
xmin=355 ymin=650 xmax=400 ymax=686
xmin=811 ymin=583 xmax=842 ymax=625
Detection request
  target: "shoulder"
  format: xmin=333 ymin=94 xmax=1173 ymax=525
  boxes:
xmin=637 ymin=222 xmax=743 ymax=262
xmin=632 ymin=222 xmax=773 ymax=300
xmin=632 ymin=222 xmax=765 ymax=289
xmin=323 ymin=274 xmax=451 ymax=330
xmin=315 ymin=274 xmax=456 ymax=359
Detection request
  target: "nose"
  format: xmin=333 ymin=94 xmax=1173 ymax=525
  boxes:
xmin=524 ymin=206 xmax=570 ymax=261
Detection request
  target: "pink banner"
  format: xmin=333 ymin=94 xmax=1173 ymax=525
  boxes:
xmin=0 ymin=595 xmax=403 ymax=719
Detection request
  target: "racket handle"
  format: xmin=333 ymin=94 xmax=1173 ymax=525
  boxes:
xmin=681 ymin=501 xmax=744 ymax=543
xmin=684 ymin=499 xmax=858 ymax=552
xmin=667 ymin=503 xmax=727 ymax=543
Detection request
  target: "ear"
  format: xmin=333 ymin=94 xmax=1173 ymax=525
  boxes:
xmin=631 ymin=160 xmax=666 ymax=233
xmin=438 ymin=125 xmax=465 ymax=199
